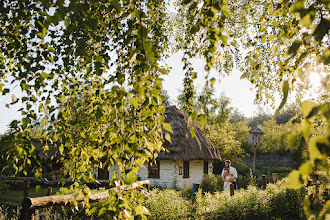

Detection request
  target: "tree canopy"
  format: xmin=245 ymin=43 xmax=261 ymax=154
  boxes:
xmin=0 ymin=0 xmax=329 ymax=218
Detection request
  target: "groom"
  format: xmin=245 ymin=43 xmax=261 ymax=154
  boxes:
xmin=221 ymin=160 xmax=238 ymax=189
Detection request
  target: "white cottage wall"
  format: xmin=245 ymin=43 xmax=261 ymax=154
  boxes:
xmin=105 ymin=160 xmax=214 ymax=189
xmin=138 ymin=160 xmax=175 ymax=189
xmin=174 ymin=160 xmax=204 ymax=189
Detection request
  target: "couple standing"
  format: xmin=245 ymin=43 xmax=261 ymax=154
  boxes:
xmin=221 ymin=160 xmax=238 ymax=191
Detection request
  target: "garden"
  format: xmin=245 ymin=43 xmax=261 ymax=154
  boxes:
xmin=1 ymin=172 xmax=326 ymax=220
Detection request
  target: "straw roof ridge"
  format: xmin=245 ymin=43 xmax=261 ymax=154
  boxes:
xmin=158 ymin=105 xmax=221 ymax=161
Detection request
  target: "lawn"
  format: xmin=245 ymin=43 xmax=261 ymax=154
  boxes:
xmin=1 ymin=185 xmax=61 ymax=202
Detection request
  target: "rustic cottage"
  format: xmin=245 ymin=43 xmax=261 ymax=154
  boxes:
xmin=137 ymin=105 xmax=221 ymax=189
xmin=97 ymin=106 xmax=221 ymax=189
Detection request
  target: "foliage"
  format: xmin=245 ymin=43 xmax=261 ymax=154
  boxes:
xmin=200 ymin=174 xmax=222 ymax=193
xmin=205 ymin=119 xmax=244 ymax=162
xmin=258 ymin=119 xmax=292 ymax=153
xmin=285 ymin=100 xmax=330 ymax=219
xmin=0 ymin=0 xmax=329 ymax=218
xmin=194 ymin=183 xmax=305 ymax=220
xmin=141 ymin=183 xmax=305 ymax=220
xmin=143 ymin=188 xmax=191 ymax=220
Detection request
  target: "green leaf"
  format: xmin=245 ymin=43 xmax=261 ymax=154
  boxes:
xmin=190 ymin=25 xmax=199 ymax=34
xmin=259 ymin=20 xmax=266 ymax=32
xmin=298 ymin=162 xmax=313 ymax=182
xmin=37 ymin=32 xmax=44 ymax=39
xmin=288 ymin=40 xmax=301 ymax=54
xmin=129 ymin=98 xmax=138 ymax=108
xmin=135 ymin=205 xmax=149 ymax=216
xmin=199 ymin=114 xmax=206 ymax=126
xmin=190 ymin=127 xmax=196 ymax=138
xmin=272 ymin=20 xmax=279 ymax=27
xmin=210 ymin=78 xmax=216 ymax=87
xmin=289 ymin=1 xmax=304 ymax=12
xmin=219 ymin=34 xmax=228 ymax=45
xmin=112 ymin=0 xmax=121 ymax=12
xmin=40 ymin=72 xmax=51 ymax=79
xmin=22 ymin=118 xmax=28 ymax=129
xmin=300 ymin=101 xmax=317 ymax=118
xmin=285 ymin=170 xmax=302 ymax=189
xmin=308 ymin=138 xmax=324 ymax=162
xmin=288 ymin=132 xmax=297 ymax=148
xmin=42 ymin=27 xmax=47 ymax=37
xmin=299 ymin=13 xmax=314 ymax=28
xmin=165 ymin=133 xmax=172 ymax=143
xmin=320 ymin=200 xmax=330 ymax=219
xmin=300 ymin=120 xmax=311 ymax=139
xmin=274 ymin=81 xmax=289 ymax=117
xmin=36 ymin=185 xmax=41 ymax=192
xmin=222 ymin=6 xmax=231 ymax=17
xmin=95 ymin=108 xmax=103 ymax=120
xmin=313 ymin=18 xmax=330 ymax=43
xmin=144 ymin=41 xmax=152 ymax=52
xmin=64 ymin=19 xmax=70 ymax=27
xmin=98 ymin=207 xmax=107 ymax=216
xmin=124 ymin=175 xmax=136 ymax=185
xmin=145 ymin=51 xmax=155 ymax=63
xmin=163 ymin=123 xmax=173 ymax=134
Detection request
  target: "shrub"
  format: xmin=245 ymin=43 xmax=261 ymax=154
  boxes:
xmin=193 ymin=182 xmax=305 ymax=220
xmin=180 ymin=187 xmax=192 ymax=199
xmin=143 ymin=188 xmax=191 ymax=219
xmin=200 ymin=174 xmax=221 ymax=193
xmin=0 ymin=182 xmax=10 ymax=191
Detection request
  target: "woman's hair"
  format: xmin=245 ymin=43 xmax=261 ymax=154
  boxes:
xmin=223 ymin=168 xmax=229 ymax=173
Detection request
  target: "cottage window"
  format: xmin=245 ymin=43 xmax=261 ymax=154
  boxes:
xmin=98 ymin=165 xmax=109 ymax=180
xmin=183 ymin=161 xmax=189 ymax=178
xmin=203 ymin=161 xmax=208 ymax=174
xmin=148 ymin=160 xmax=160 ymax=178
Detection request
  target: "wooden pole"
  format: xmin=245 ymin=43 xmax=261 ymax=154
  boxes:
xmin=19 ymin=207 xmax=35 ymax=220
xmin=253 ymin=145 xmax=256 ymax=175
xmin=230 ymin=184 xmax=234 ymax=196
xmin=272 ymin=173 xmax=278 ymax=183
xmin=47 ymin=187 xmax=52 ymax=196
xmin=261 ymin=175 xmax=266 ymax=189
xmin=24 ymin=181 xmax=30 ymax=199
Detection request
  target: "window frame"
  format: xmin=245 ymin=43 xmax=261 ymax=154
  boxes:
xmin=148 ymin=160 xmax=160 ymax=178
xmin=183 ymin=161 xmax=189 ymax=178
xmin=203 ymin=161 xmax=208 ymax=174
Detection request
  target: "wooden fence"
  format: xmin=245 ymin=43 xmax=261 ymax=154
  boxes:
xmin=0 ymin=175 xmax=149 ymax=220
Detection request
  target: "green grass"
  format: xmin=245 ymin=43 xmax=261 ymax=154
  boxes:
xmin=1 ymin=186 xmax=61 ymax=202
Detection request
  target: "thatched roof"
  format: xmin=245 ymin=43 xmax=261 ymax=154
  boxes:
xmin=158 ymin=106 xmax=221 ymax=161
xmin=248 ymin=127 xmax=264 ymax=134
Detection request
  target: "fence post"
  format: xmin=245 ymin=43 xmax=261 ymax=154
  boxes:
xmin=24 ymin=181 xmax=29 ymax=199
xmin=230 ymin=184 xmax=234 ymax=196
xmin=19 ymin=208 xmax=34 ymax=220
xmin=272 ymin=173 xmax=278 ymax=183
xmin=47 ymin=187 xmax=52 ymax=196
xmin=261 ymin=175 xmax=266 ymax=189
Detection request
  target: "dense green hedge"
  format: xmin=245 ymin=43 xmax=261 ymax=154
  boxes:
xmin=144 ymin=183 xmax=306 ymax=220
xmin=1 ymin=182 xmax=305 ymax=219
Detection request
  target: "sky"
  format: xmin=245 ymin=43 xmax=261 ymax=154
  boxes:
xmin=162 ymin=52 xmax=262 ymax=115
xmin=0 ymin=52 xmax=263 ymax=134
xmin=2 ymin=51 xmax=325 ymax=135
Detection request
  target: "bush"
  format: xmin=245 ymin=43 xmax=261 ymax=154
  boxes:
xmin=193 ymin=183 xmax=305 ymax=220
xmin=143 ymin=182 xmax=305 ymax=220
xmin=0 ymin=182 xmax=10 ymax=191
xmin=180 ymin=187 xmax=192 ymax=199
xmin=200 ymin=174 xmax=222 ymax=193
xmin=143 ymin=188 xmax=191 ymax=219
